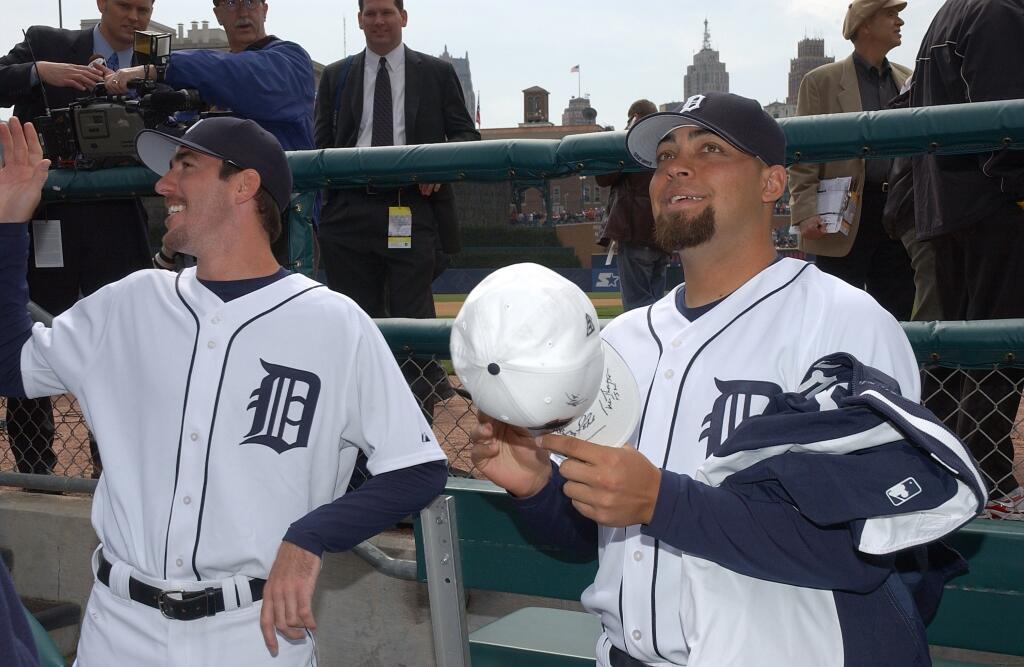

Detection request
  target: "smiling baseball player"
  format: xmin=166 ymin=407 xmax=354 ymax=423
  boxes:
xmin=0 ymin=116 xmax=447 ymax=666
xmin=471 ymin=93 xmax=985 ymax=666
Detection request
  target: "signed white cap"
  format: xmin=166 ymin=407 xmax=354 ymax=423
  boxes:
xmin=450 ymin=263 xmax=640 ymax=446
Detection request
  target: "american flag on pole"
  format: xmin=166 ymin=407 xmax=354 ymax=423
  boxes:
xmin=475 ymin=94 xmax=481 ymax=127
xmin=570 ymin=64 xmax=580 ymax=73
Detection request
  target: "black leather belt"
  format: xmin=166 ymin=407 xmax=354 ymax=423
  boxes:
xmin=610 ymin=644 xmax=649 ymax=667
xmin=97 ymin=553 xmax=265 ymax=621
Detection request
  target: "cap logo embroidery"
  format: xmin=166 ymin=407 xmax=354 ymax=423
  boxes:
xmin=681 ymin=94 xmax=706 ymax=112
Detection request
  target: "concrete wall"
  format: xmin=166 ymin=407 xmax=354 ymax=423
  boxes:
xmin=0 ymin=489 xmax=582 ymax=664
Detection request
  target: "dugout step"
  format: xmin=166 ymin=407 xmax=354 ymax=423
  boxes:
xmin=469 ymin=607 xmax=599 ymax=667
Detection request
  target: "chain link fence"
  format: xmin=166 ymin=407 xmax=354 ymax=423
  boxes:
xmin=3 ymin=351 xmax=1023 ymax=517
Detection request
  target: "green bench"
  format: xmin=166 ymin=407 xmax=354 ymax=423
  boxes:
xmin=415 ymin=478 xmax=1024 ymax=666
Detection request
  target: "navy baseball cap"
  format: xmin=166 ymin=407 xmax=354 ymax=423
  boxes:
xmin=136 ymin=117 xmax=292 ymax=212
xmin=626 ymin=92 xmax=786 ymax=169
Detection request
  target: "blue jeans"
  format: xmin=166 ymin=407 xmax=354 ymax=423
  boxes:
xmin=618 ymin=243 xmax=669 ymax=311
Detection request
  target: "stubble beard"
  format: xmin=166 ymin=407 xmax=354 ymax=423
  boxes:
xmin=654 ymin=205 xmax=717 ymax=252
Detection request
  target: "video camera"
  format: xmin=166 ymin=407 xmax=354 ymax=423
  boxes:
xmin=34 ymin=31 xmax=206 ymax=168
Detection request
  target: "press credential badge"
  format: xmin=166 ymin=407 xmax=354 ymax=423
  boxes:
xmin=388 ymin=206 xmax=412 ymax=249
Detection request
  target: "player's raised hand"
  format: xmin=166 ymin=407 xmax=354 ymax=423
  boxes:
xmin=260 ymin=541 xmax=321 ymax=656
xmin=470 ymin=412 xmax=552 ymax=498
xmin=541 ymin=435 xmax=661 ymax=527
xmin=0 ymin=118 xmax=50 ymax=224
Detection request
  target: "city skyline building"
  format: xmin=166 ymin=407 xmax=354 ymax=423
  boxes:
xmin=561 ymin=95 xmax=598 ymax=126
xmin=439 ymin=45 xmax=476 ymax=121
xmin=684 ymin=19 xmax=729 ymax=99
xmin=787 ymin=37 xmax=834 ymax=105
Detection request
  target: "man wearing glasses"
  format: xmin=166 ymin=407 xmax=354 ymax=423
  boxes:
xmin=106 ymin=0 xmax=318 ymax=275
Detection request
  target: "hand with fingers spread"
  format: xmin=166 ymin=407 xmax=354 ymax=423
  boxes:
xmin=259 ymin=541 xmax=321 ymax=656
xmin=0 ymin=118 xmax=50 ymax=223
xmin=35 ymin=61 xmax=105 ymax=91
xmin=541 ymin=434 xmax=662 ymax=527
xmin=470 ymin=412 xmax=553 ymax=498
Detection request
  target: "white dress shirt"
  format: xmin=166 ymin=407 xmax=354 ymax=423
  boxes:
xmin=356 ymin=44 xmax=407 ymax=147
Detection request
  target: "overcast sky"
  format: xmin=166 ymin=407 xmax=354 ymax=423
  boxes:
xmin=3 ymin=0 xmax=947 ymax=127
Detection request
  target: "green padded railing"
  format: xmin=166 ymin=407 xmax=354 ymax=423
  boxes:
xmin=382 ymin=318 xmax=1024 ymax=369
xmin=40 ymin=99 xmax=1024 ymax=201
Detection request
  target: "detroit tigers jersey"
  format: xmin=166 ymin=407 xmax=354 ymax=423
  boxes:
xmin=19 ymin=267 xmax=445 ymax=583
xmin=587 ymin=258 xmax=923 ymax=666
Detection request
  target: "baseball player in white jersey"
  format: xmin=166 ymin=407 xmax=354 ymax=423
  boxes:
xmin=0 ymin=117 xmax=447 ymax=665
xmin=470 ymin=93 xmax=985 ymax=666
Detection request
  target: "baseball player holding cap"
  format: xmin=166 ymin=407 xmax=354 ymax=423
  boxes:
xmin=471 ymin=92 xmax=985 ymax=666
xmin=0 ymin=116 xmax=447 ymax=665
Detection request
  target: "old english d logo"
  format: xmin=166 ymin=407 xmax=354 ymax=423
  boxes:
xmin=699 ymin=378 xmax=782 ymax=457
xmin=242 ymin=359 xmax=321 ymax=454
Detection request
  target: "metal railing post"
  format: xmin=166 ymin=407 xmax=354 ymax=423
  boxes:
xmin=420 ymin=495 xmax=470 ymax=667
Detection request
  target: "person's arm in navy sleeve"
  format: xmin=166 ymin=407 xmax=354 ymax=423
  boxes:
xmin=0 ymin=224 xmax=32 ymax=398
xmin=283 ymin=459 xmax=448 ymax=556
xmin=0 ymin=118 xmax=49 ymax=398
xmin=511 ymin=461 xmax=598 ymax=554
xmin=164 ymin=41 xmax=314 ymax=124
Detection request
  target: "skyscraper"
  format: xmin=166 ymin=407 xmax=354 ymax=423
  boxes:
xmin=439 ymin=45 xmax=476 ymax=120
xmin=787 ymin=38 xmax=834 ymax=105
xmin=684 ymin=20 xmax=729 ymax=99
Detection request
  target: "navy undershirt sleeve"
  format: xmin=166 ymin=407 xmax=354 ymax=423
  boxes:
xmin=283 ymin=459 xmax=448 ymax=556
xmin=511 ymin=461 xmax=598 ymax=555
xmin=0 ymin=224 xmax=32 ymax=398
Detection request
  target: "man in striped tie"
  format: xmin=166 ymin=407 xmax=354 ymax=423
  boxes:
xmin=314 ymin=0 xmax=480 ymax=424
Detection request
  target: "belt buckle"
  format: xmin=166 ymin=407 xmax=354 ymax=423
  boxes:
xmin=157 ymin=590 xmax=186 ymax=620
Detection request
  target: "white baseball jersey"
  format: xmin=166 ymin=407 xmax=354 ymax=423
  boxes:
xmin=587 ymin=258 xmax=922 ymax=666
xmin=20 ymin=267 xmax=445 ymax=583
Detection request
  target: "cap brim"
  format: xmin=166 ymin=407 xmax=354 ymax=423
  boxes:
xmin=135 ymin=126 xmax=226 ymax=177
xmin=553 ymin=340 xmax=641 ymax=447
xmin=626 ymin=114 xmax=705 ymax=168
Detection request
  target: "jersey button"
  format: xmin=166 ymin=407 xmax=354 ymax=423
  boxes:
xmin=633 ymin=550 xmax=643 ymax=562
xmin=664 ymin=369 xmax=675 ymax=379
xmin=211 ymin=316 xmax=221 ymax=325
xmin=175 ymin=558 xmax=183 ymax=567
xmin=631 ymin=629 xmax=642 ymax=641
xmin=207 ymin=340 xmax=216 ymax=349
xmin=183 ymin=496 xmax=192 ymax=505
xmin=671 ymin=339 xmax=681 ymax=348
xmin=190 ymin=433 xmax=199 ymax=442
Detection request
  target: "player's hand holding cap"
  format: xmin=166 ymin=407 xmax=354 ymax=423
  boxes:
xmin=451 ymin=263 xmax=640 ymax=447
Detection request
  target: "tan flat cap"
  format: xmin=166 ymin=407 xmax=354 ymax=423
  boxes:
xmin=843 ymin=0 xmax=907 ymax=40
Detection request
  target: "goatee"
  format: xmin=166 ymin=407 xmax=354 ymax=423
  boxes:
xmin=654 ymin=205 xmax=716 ymax=252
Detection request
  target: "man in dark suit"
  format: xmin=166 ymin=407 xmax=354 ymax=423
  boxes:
xmin=314 ymin=0 xmax=478 ymax=422
xmin=0 ymin=0 xmax=155 ymax=476
xmin=315 ymin=0 xmax=478 ymax=317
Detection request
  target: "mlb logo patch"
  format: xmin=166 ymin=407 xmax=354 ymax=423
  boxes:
xmin=886 ymin=477 xmax=922 ymax=506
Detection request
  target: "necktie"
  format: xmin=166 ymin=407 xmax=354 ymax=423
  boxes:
xmin=107 ymin=52 xmax=120 ymax=71
xmin=371 ymin=57 xmax=393 ymax=147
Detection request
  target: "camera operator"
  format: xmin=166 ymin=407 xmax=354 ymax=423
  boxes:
xmin=105 ymin=0 xmax=317 ymax=275
xmin=0 ymin=0 xmax=157 ymax=478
